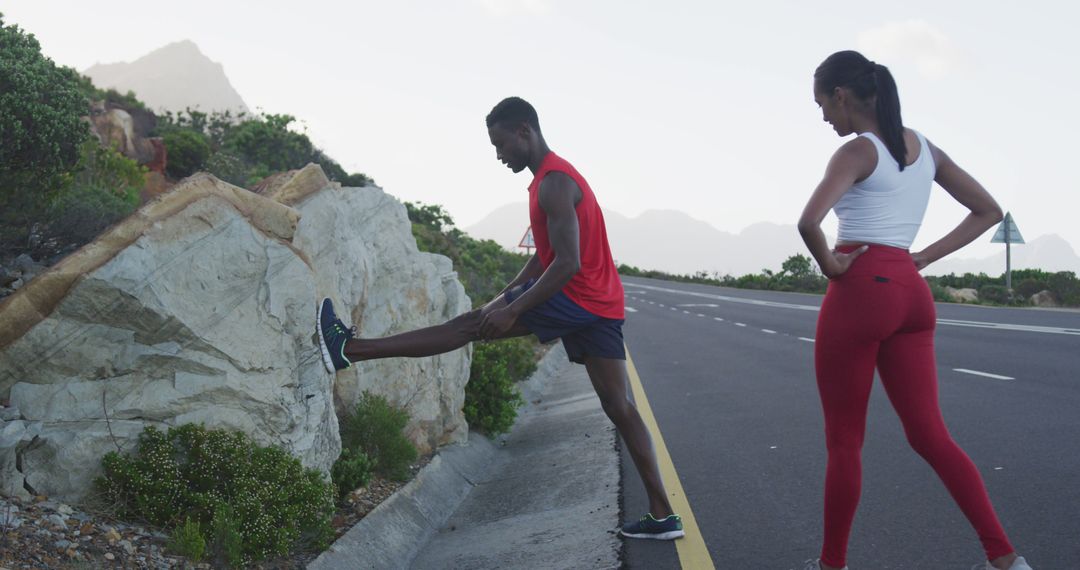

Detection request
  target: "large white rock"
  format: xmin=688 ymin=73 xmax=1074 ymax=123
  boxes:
xmin=274 ymin=165 xmax=472 ymax=454
xmin=0 ymin=167 xmax=472 ymax=501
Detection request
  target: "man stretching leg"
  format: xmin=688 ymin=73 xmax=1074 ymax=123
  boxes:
xmin=317 ymin=96 xmax=682 ymax=540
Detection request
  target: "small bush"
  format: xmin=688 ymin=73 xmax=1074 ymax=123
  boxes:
xmin=43 ymin=140 xmax=142 ymax=247
xmin=331 ymin=447 xmax=374 ymax=500
xmin=210 ymin=503 xmax=244 ymax=568
xmin=97 ymin=424 xmax=335 ymax=563
xmin=926 ymin=279 xmax=952 ymax=303
xmin=167 ymin=517 xmax=206 ymax=562
xmin=979 ymin=284 xmax=1011 ymax=305
xmin=340 ymin=393 xmax=418 ymax=481
xmin=465 ymin=339 xmax=532 ymax=435
xmin=163 ymin=129 xmax=211 ymax=179
xmin=1014 ymin=278 xmax=1047 ymax=301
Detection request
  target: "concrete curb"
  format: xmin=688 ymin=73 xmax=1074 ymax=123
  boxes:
xmin=307 ymin=343 xmax=570 ymax=570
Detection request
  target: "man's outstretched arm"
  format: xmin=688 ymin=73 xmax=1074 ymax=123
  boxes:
xmin=496 ymin=253 xmax=544 ymax=298
xmin=480 ymin=172 xmax=581 ymax=338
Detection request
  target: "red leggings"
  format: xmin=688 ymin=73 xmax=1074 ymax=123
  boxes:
xmin=815 ymin=245 xmax=1013 ymax=568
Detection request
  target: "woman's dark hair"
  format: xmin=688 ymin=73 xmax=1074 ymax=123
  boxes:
xmin=815 ymin=50 xmax=907 ymax=171
xmin=486 ymin=96 xmax=541 ymax=134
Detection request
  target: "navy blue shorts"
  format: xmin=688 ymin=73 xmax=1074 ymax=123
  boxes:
xmin=504 ymin=279 xmax=625 ymax=364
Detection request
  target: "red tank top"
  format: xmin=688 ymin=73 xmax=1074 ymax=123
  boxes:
xmin=528 ymin=152 xmax=624 ymax=319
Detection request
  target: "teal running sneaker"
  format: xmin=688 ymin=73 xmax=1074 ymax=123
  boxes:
xmin=619 ymin=513 xmax=684 ymax=540
xmin=317 ymin=298 xmax=355 ymax=372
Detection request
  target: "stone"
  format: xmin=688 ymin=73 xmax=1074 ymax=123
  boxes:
xmin=13 ymin=254 xmax=37 ymax=273
xmin=0 ymin=266 xmax=15 ymax=287
xmin=105 ymin=552 xmax=115 ymax=560
xmin=0 ymin=406 xmax=19 ymax=421
xmin=945 ymin=286 xmax=978 ymax=303
xmin=1030 ymin=289 xmax=1057 ymax=307
xmin=0 ymin=167 xmax=470 ymax=505
xmin=47 ymin=514 xmax=67 ymax=528
xmin=282 ymin=172 xmax=471 ymax=454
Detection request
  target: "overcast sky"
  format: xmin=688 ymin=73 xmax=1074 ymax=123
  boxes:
xmin=6 ymin=0 xmax=1079 ymax=259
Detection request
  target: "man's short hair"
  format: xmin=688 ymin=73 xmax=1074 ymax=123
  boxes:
xmin=486 ymin=97 xmax=541 ymax=133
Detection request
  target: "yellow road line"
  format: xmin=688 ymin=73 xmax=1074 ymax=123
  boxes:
xmin=625 ymin=348 xmax=715 ymax=570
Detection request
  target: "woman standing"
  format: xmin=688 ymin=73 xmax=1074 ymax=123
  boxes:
xmin=797 ymin=50 xmax=1032 ymax=570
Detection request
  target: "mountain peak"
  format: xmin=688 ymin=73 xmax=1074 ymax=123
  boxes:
xmin=83 ymin=41 xmax=249 ymax=114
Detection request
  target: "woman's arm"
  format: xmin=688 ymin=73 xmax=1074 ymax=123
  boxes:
xmin=911 ymin=141 xmax=1004 ymax=269
xmin=797 ymin=137 xmax=877 ymax=278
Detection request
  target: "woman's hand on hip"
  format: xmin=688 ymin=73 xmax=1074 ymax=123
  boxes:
xmin=825 ymin=245 xmax=869 ymax=279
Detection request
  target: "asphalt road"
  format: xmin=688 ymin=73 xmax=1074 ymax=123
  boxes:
xmin=618 ymin=276 xmax=1080 ymax=570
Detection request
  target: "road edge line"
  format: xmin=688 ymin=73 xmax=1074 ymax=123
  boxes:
xmin=625 ymin=348 xmax=715 ymax=570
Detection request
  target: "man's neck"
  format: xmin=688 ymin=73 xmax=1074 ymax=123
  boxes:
xmin=526 ymin=142 xmax=552 ymax=174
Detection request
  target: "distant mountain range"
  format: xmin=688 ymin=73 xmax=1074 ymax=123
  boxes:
xmin=465 ymin=203 xmax=1080 ymax=277
xmin=83 ymin=40 xmax=249 ymax=114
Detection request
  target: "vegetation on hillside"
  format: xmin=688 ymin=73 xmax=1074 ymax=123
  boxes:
xmin=153 ymin=109 xmax=373 ymax=188
xmin=1 ymin=12 xmax=373 ymax=259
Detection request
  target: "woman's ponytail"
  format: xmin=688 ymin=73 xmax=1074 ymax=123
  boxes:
xmin=815 ymin=51 xmax=907 ymax=171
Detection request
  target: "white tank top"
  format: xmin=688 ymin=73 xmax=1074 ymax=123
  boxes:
xmin=833 ymin=130 xmax=936 ymax=249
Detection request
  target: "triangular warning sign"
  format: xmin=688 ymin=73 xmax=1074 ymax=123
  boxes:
xmin=518 ymin=226 xmax=535 ymax=249
xmin=991 ymin=212 xmax=1025 ymax=244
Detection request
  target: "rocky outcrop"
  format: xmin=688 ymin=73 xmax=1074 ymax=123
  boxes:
xmin=0 ymin=166 xmax=471 ymax=501
xmin=265 ymin=165 xmax=472 ymax=453
xmin=1030 ymin=290 xmax=1057 ymax=307
xmin=945 ymin=286 xmax=978 ymax=303
xmin=87 ymin=102 xmax=163 ymax=167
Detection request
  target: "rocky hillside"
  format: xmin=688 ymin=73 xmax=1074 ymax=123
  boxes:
xmin=0 ymin=165 xmax=470 ymax=502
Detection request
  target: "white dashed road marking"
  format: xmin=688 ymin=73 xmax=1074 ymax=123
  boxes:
xmin=798 ymin=337 xmax=815 ymax=343
xmin=953 ymin=368 xmax=1015 ymax=380
xmin=627 ymin=282 xmax=1078 ymax=336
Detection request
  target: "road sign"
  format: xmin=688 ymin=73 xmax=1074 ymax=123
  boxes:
xmin=518 ymin=226 xmax=534 ymax=253
xmin=990 ymin=212 xmax=1024 ymax=291
xmin=991 ymin=213 xmax=1025 ymax=244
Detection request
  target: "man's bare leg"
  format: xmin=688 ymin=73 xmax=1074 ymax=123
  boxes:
xmin=584 ymin=356 xmax=673 ymax=519
xmin=343 ymin=295 xmax=530 ymax=362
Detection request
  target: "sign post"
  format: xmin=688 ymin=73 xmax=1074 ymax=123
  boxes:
xmin=518 ymin=226 xmax=535 ymax=255
xmin=990 ymin=212 xmax=1025 ymax=291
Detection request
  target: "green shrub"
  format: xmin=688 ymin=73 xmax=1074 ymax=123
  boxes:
xmin=404 ymin=202 xmax=530 ymax=303
xmin=1014 ymin=278 xmax=1048 ymax=301
xmin=340 ymin=393 xmax=418 ymax=481
xmin=979 ymin=284 xmax=1011 ymax=305
xmin=97 ymin=424 xmax=335 ymax=563
xmin=1047 ymin=271 xmax=1080 ymax=306
xmin=44 ymin=141 xmax=142 ymax=246
xmin=1 ymin=14 xmax=91 ymax=249
xmin=926 ymin=279 xmax=952 ymax=303
xmin=331 ymin=448 xmax=374 ymax=499
xmin=167 ymin=517 xmax=206 ymax=562
xmin=466 ymin=339 xmax=532 ymax=435
xmin=163 ymin=129 xmax=211 ymax=179
xmin=210 ymin=503 xmax=244 ymax=568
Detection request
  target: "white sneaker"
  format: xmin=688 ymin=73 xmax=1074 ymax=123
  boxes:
xmin=802 ymin=559 xmax=848 ymax=570
xmin=972 ymin=555 xmax=1033 ymax=570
